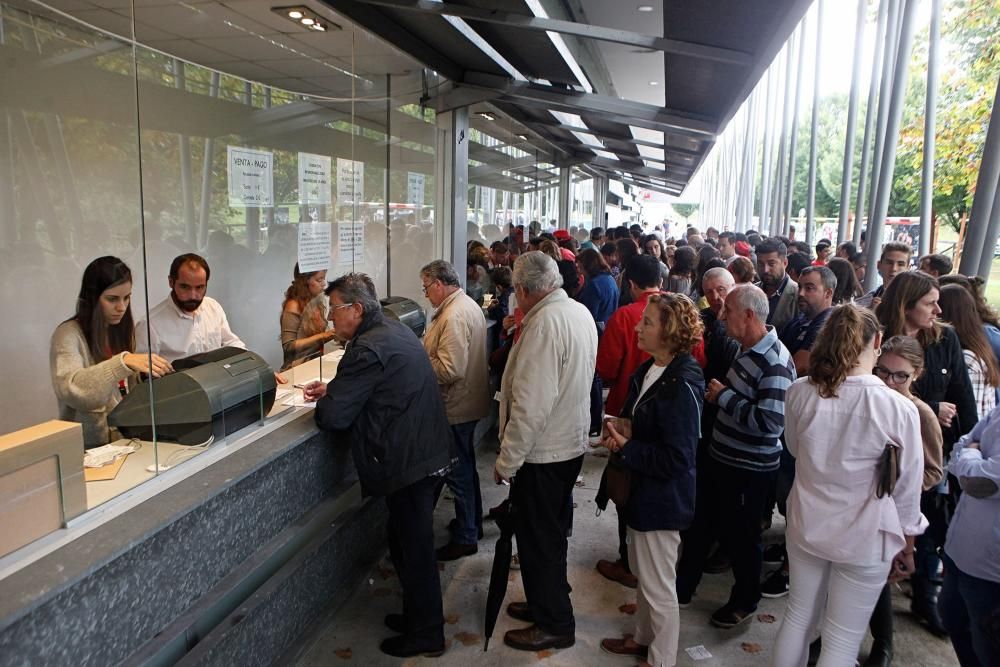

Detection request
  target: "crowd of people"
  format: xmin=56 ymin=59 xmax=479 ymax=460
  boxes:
xmin=51 ymin=221 xmax=1000 ymax=666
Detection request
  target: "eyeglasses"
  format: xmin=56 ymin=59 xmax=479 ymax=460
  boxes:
xmin=421 ymin=280 xmax=439 ymax=295
xmin=329 ymin=302 xmax=356 ymax=312
xmin=873 ymin=366 xmax=912 ymax=384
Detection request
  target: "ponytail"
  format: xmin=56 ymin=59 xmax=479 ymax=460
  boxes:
xmin=808 ymin=304 xmax=881 ymax=398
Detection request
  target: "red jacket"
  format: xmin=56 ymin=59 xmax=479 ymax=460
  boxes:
xmin=596 ymin=300 xmax=706 ymax=416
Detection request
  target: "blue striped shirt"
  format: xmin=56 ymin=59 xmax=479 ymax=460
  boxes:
xmin=710 ymin=327 xmax=796 ymax=472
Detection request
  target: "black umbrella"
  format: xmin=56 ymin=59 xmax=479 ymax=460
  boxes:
xmin=483 ymin=497 xmax=516 ymax=651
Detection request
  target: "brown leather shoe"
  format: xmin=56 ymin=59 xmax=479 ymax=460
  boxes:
xmin=596 ymin=558 xmax=638 ymax=589
xmin=600 ymin=635 xmax=649 ymax=658
xmin=506 ymin=601 xmax=534 ymax=623
xmin=503 ymin=624 xmax=575 ymax=651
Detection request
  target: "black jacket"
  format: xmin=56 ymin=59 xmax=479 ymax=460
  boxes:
xmin=913 ymin=325 xmax=978 ymax=449
xmin=617 ymin=354 xmax=705 ymax=532
xmin=314 ymin=311 xmax=454 ymax=496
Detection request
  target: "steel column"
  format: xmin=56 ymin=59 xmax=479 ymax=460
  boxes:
xmin=784 ymin=22 xmax=807 ymax=237
xmin=863 ymin=0 xmax=918 ymax=292
xmin=918 ymin=0 xmax=941 ymax=257
xmin=773 ymin=41 xmax=795 ymax=237
xmin=977 ymin=173 xmax=1000 ymax=280
xmin=434 ymin=107 xmax=470 ymax=279
xmin=837 ymin=0 xmax=866 ymax=244
xmin=960 ymin=74 xmax=1000 ymax=276
xmin=854 ymin=0 xmax=890 ymax=247
xmin=806 ymin=0 xmax=823 ymax=247
xmin=759 ymin=69 xmax=776 ymax=233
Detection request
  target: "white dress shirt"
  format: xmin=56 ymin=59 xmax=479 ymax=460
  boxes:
xmin=135 ymin=295 xmax=245 ymax=362
xmin=785 ymin=375 xmax=928 ymax=564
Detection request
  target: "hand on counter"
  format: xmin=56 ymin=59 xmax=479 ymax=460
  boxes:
xmin=124 ymin=352 xmax=173 ymax=378
xmin=302 ymin=380 xmax=327 ymax=402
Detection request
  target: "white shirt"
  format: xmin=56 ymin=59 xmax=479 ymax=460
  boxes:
xmin=785 ymin=375 xmax=928 ymax=564
xmin=638 ymin=363 xmax=667 ymax=402
xmin=135 ymin=295 xmax=245 ymax=362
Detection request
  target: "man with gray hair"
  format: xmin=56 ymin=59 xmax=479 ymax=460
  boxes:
xmin=494 ymin=251 xmax=598 ymax=652
xmin=305 ymin=273 xmax=454 ymax=658
xmin=419 ymin=260 xmax=490 ymax=561
xmin=675 ymin=283 xmax=795 ymax=629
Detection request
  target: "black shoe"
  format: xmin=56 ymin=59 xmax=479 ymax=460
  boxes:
xmin=710 ymin=603 xmax=756 ymax=629
xmin=447 ymin=518 xmax=484 ymax=541
xmin=435 ymin=542 xmax=477 ymax=561
xmin=911 ymin=596 xmax=949 ymax=637
xmin=761 ymin=568 xmax=790 ymax=598
xmin=506 ymin=601 xmax=534 ymax=623
xmin=862 ymin=639 xmax=894 ymax=667
xmin=384 ymin=613 xmax=405 ymax=634
xmin=503 ymin=624 xmax=575 ymax=651
xmin=379 ymin=634 xmax=445 ymax=658
xmin=763 ymin=543 xmax=786 ymax=565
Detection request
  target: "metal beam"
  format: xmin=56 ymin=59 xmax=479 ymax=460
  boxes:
xmin=463 ymin=74 xmax=717 ymax=137
xmin=837 ymin=0 xmax=867 ymax=244
xmin=960 ymin=73 xmax=1000 ymax=276
xmin=345 ymin=0 xmax=753 ymax=67
xmin=805 ymin=0 xmax=823 ymax=246
xmin=853 ymin=0 xmax=890 ymax=247
xmin=918 ymin=0 xmax=941 ymax=257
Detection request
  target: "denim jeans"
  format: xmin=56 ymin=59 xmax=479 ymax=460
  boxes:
xmin=939 ymin=553 xmax=1000 ymax=667
xmin=444 ymin=420 xmax=482 ymax=545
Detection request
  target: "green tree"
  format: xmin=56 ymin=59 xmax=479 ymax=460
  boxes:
xmin=672 ymin=203 xmax=699 ymax=223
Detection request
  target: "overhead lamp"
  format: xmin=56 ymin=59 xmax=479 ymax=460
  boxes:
xmin=649 ymin=81 xmax=659 ymax=86
xmin=272 ymin=6 xmax=340 ymax=32
xmin=516 ymin=133 xmax=528 ymax=140
xmin=638 ymin=5 xmax=654 ymax=12
xmin=478 ymin=112 xmax=497 ymax=121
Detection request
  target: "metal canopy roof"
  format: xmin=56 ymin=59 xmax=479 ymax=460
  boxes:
xmin=322 ymin=0 xmax=812 ymax=195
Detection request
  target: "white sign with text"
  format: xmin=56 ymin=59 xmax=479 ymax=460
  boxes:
xmin=407 ymin=172 xmax=425 ymax=208
xmin=338 ymin=222 xmax=364 ymax=267
xmin=227 ymin=146 xmax=273 ymax=207
xmin=297 ymin=222 xmax=332 ymax=273
xmin=336 ymin=158 xmax=364 ymax=205
xmin=298 ymin=153 xmax=332 ymax=205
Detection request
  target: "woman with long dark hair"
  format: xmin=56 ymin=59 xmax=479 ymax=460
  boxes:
xmin=666 ymin=245 xmax=697 ymax=296
xmin=773 ymin=306 xmax=925 ymax=667
xmin=280 ymin=263 xmax=335 ymax=370
xmin=938 ymin=284 xmax=1000 ymax=420
xmin=50 ymin=256 xmax=173 ymax=448
xmin=876 ymin=271 xmax=977 ymax=636
xmin=575 ymin=248 xmax=619 ymax=327
xmin=939 ymin=273 xmax=1000 ymax=372
xmin=640 ymin=234 xmax=670 ymax=283
xmin=827 ymin=257 xmax=862 ymax=304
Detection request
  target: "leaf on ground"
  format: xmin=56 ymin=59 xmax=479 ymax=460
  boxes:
xmin=334 ymin=647 xmax=352 ymax=659
xmin=536 ymin=649 xmax=554 ymax=659
xmin=618 ymin=603 xmax=637 ymax=615
xmin=454 ymin=631 xmax=480 ymax=646
xmin=372 ymin=588 xmax=391 ymax=597
xmin=757 ymin=613 xmax=776 ymax=623
xmin=444 ymin=613 xmax=460 ymax=625
xmin=741 ymin=642 xmax=764 ymax=654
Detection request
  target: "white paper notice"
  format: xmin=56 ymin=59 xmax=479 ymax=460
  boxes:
xmin=336 ymin=158 xmax=364 ymax=205
xmin=298 ymin=153 xmax=331 ymax=205
xmin=297 ymin=223 xmax=332 ymax=272
xmin=338 ymin=222 xmax=364 ymax=267
xmin=407 ymin=171 xmax=425 ymax=208
xmin=685 ymin=645 xmax=713 ymax=660
xmin=227 ymin=146 xmax=273 ymax=207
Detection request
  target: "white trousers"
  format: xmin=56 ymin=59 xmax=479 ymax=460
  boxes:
xmin=772 ymin=540 xmax=890 ymax=667
xmin=627 ymin=527 xmax=682 ymax=667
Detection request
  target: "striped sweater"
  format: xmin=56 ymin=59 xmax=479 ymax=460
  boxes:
xmin=710 ymin=327 xmax=796 ymax=472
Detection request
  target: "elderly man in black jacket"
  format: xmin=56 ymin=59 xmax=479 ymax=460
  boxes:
xmin=304 ymin=273 xmax=454 ymax=658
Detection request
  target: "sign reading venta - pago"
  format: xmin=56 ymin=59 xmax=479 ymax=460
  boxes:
xmin=227 ymin=146 xmax=274 ymax=207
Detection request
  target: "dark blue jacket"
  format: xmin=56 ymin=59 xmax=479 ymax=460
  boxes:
xmin=576 ymin=272 xmax=619 ymax=326
xmin=314 ymin=311 xmax=454 ymax=497
xmin=618 ymin=354 xmax=704 ymax=532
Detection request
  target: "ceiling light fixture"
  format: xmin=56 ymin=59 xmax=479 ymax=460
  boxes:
xmin=638 ymin=5 xmax=654 ymax=12
xmin=272 ymin=6 xmax=340 ymax=32
xmin=516 ymin=133 xmax=528 ymax=140
xmin=478 ymin=112 xmax=497 ymax=121
xmin=649 ymin=81 xmax=659 ymax=86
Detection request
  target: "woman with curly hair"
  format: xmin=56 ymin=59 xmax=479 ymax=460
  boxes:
xmin=598 ymin=292 xmax=705 ymax=667
xmin=280 ymin=263 xmax=335 ymax=370
xmin=773 ymin=305 xmax=926 ymax=667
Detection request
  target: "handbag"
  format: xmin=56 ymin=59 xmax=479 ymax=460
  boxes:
xmin=875 ymin=443 xmax=898 ymax=499
xmin=605 ymin=452 xmax=632 ymax=507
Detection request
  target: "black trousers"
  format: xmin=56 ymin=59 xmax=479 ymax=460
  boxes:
xmin=386 ymin=474 xmax=446 ymax=643
xmin=511 ymin=455 xmax=584 ymax=636
xmin=676 ymin=457 xmax=777 ymax=611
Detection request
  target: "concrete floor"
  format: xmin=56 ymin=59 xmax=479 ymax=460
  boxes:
xmin=292 ymin=435 xmax=959 ymax=666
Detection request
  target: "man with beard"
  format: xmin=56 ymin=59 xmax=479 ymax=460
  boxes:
xmin=755 ymin=239 xmax=799 ymax=334
xmin=135 ymin=253 xmax=246 ymax=362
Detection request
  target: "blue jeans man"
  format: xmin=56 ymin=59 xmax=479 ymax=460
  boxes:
xmin=436 ymin=420 xmax=482 ymax=559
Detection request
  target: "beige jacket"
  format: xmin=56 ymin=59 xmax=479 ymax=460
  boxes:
xmin=50 ymin=320 xmax=136 ymax=447
xmin=423 ymin=289 xmax=490 ymax=425
xmin=496 ymin=289 xmax=598 ymax=479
